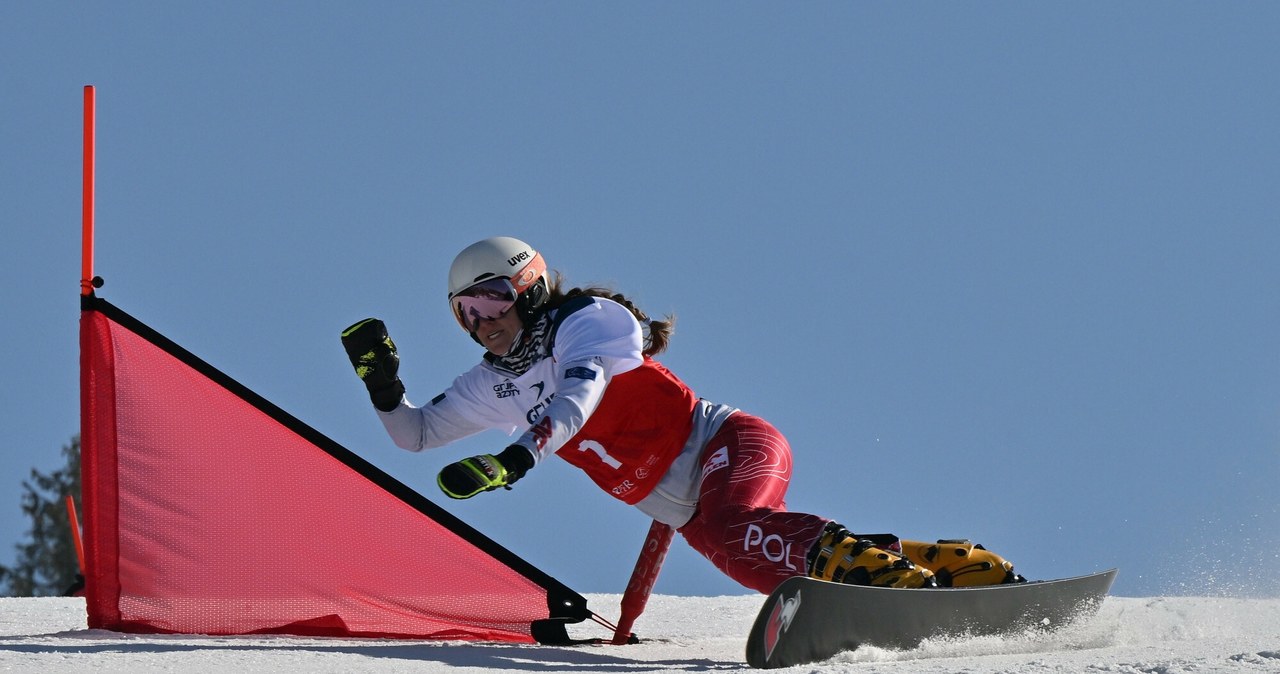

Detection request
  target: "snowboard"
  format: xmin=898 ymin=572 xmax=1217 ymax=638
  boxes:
xmin=745 ymin=568 xmax=1117 ymax=669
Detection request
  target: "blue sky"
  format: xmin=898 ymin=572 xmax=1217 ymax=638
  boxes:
xmin=3 ymin=3 xmax=1277 ymax=600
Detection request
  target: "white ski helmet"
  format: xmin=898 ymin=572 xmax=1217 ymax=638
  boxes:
xmin=447 ymin=236 xmax=549 ymax=332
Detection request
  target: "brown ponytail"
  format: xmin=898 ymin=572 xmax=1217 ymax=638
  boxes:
xmin=543 ymin=272 xmax=674 ymax=357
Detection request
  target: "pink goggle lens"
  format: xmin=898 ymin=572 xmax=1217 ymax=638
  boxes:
xmin=452 ymin=278 xmax=517 ymax=331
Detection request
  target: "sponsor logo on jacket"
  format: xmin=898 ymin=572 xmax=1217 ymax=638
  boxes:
xmin=526 ymin=393 xmax=556 ymax=424
xmin=565 ymin=366 xmax=597 ymax=381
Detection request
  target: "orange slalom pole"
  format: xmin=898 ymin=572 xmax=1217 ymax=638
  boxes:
xmin=65 ymin=494 xmax=86 ymax=575
xmin=81 ymin=85 xmax=96 ymax=296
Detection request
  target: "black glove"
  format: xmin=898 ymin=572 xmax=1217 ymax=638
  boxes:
xmin=438 ymin=444 xmax=536 ymax=499
xmin=341 ymin=318 xmax=406 ymax=412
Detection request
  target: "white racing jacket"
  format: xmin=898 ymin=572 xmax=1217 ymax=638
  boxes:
xmin=378 ymin=295 xmax=736 ymax=527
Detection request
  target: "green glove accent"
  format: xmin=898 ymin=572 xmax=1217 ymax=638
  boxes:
xmin=341 ymin=318 xmax=406 ymax=412
xmin=438 ymin=445 xmax=535 ymax=499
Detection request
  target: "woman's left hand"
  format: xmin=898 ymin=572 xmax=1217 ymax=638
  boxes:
xmin=437 ymin=445 xmax=535 ymax=499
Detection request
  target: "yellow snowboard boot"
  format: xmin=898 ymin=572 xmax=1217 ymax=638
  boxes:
xmin=807 ymin=524 xmax=938 ymax=588
xmin=900 ymin=539 xmax=1025 ymax=587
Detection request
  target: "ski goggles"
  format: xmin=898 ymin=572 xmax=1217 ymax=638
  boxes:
xmin=451 ymin=277 xmax=519 ymax=331
xmin=449 ymin=251 xmax=547 ymax=332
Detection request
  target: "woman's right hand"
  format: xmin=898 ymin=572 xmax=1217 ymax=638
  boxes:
xmin=340 ymin=318 xmax=406 ymax=412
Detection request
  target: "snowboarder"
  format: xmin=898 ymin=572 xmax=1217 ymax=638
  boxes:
xmin=342 ymin=236 xmax=1022 ymax=593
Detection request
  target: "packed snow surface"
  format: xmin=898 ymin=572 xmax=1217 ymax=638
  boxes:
xmin=1 ymin=593 xmax=1278 ymax=672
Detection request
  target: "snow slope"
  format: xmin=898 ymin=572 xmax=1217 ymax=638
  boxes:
xmin=1 ymin=594 xmax=1277 ymax=673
